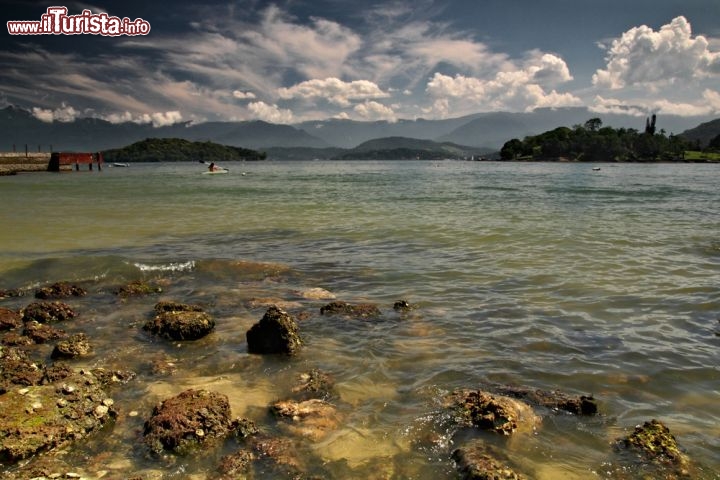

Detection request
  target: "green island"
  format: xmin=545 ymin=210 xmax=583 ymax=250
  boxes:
xmin=500 ymin=117 xmax=720 ymax=162
xmin=101 ymin=138 xmax=267 ymax=163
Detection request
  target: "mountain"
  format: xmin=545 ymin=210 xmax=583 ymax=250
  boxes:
xmin=679 ymin=118 xmax=720 ymax=148
xmin=0 ymin=107 xmax=328 ymax=151
xmin=102 ymin=138 xmax=266 ymax=162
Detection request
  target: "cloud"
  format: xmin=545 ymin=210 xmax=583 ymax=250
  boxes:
xmin=247 ymin=101 xmax=294 ymax=123
xmin=104 ymin=110 xmax=183 ymax=127
xmin=233 ymin=90 xmax=256 ymax=99
xmin=32 ymin=103 xmax=80 ymax=122
xmin=590 ymin=92 xmax=720 ymax=117
xmin=425 ymin=49 xmax=580 ymax=113
xmin=353 ymin=101 xmax=396 ymax=122
xmin=593 ymin=16 xmax=720 ymax=89
xmin=278 ymin=78 xmax=389 ymax=106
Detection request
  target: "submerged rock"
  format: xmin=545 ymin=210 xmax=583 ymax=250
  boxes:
xmin=0 ymin=307 xmax=22 ymax=330
xmin=393 ymin=299 xmax=412 ymax=312
xmin=144 ymin=303 xmax=215 ymax=341
xmin=295 ymin=287 xmax=336 ymax=300
xmin=246 ymin=306 xmax=302 ymax=355
xmin=215 ymin=449 xmax=255 ymax=478
xmin=495 ymin=385 xmax=598 ymax=415
xmin=291 ymin=369 xmax=335 ymax=401
xmin=270 ymin=398 xmax=340 ymax=441
xmin=453 ymin=440 xmax=527 ymax=480
xmin=0 ymin=370 xmax=117 ymax=464
xmin=446 ymin=389 xmax=538 ymax=435
xmin=34 ymin=282 xmax=87 ymax=300
xmin=0 ymin=288 xmax=25 ymax=299
xmin=319 ymin=301 xmax=382 ymax=319
xmin=143 ymin=389 xmax=235 ymax=455
xmin=114 ymin=280 xmax=163 ymax=297
xmin=51 ymin=333 xmax=92 ymax=359
xmin=21 ymin=301 xmax=76 ymax=323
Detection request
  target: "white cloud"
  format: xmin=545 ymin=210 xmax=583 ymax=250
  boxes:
xmin=353 ymin=101 xmax=396 ymax=121
xmin=593 ymin=16 xmax=720 ymax=89
xmin=590 ymin=92 xmax=720 ymax=118
xmin=104 ymin=110 xmax=183 ymax=127
xmin=590 ymin=96 xmax=647 ymax=116
xmin=425 ymin=52 xmax=581 ymax=113
xmin=248 ymin=101 xmax=294 ymax=123
xmin=32 ymin=103 xmax=80 ymax=122
xmin=278 ymin=77 xmax=389 ymax=106
xmin=233 ymin=90 xmax=256 ymax=99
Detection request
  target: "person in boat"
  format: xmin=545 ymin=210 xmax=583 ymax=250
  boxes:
xmin=208 ymin=162 xmax=216 ymax=172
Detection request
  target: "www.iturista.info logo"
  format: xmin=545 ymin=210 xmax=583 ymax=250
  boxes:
xmin=7 ymin=6 xmax=151 ymax=36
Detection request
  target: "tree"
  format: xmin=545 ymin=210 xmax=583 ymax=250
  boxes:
xmin=584 ymin=118 xmax=602 ymax=132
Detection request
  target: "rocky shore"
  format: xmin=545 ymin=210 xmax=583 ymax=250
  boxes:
xmin=0 ymin=278 xmax=709 ymax=479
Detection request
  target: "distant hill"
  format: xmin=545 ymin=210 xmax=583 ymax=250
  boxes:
xmin=337 ymin=136 xmax=491 ymax=160
xmin=102 ymin=138 xmax=266 ymax=162
xmin=679 ymin=118 xmax=720 ymax=148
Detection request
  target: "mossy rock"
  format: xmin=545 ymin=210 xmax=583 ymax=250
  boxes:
xmin=21 ymin=302 xmax=75 ymax=323
xmin=34 ymin=282 xmax=87 ymax=300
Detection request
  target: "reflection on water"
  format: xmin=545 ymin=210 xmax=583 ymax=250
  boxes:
xmin=1 ymin=161 xmax=719 ymax=478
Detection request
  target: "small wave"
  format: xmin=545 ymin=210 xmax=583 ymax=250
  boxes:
xmin=132 ymin=260 xmax=196 ymax=272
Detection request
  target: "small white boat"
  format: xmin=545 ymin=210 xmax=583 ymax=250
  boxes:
xmin=113 ymin=162 xmax=129 ymax=167
xmin=202 ymin=169 xmax=229 ymax=175
xmin=592 ymin=167 xmax=601 ymax=171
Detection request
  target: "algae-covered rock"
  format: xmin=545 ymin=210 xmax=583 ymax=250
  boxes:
xmin=270 ymin=398 xmax=340 ymax=441
xmin=23 ymin=320 xmax=66 ymax=344
xmin=34 ymin=282 xmax=87 ymax=300
xmin=143 ymin=308 xmax=215 ymax=341
xmin=611 ymin=419 xmax=694 ymax=477
xmin=153 ymin=300 xmax=203 ymax=314
xmin=453 ymin=440 xmax=527 ymax=479
xmin=0 ymin=288 xmax=25 ymax=300
xmin=51 ymin=333 xmax=92 ymax=359
xmin=21 ymin=301 xmax=76 ymax=323
xmin=319 ymin=301 xmax=381 ymax=319
xmin=0 ymin=307 xmax=22 ymax=330
xmin=446 ymin=389 xmax=538 ymax=435
xmin=291 ymin=369 xmax=335 ymax=401
xmin=114 ymin=280 xmax=163 ymax=297
xmin=0 ymin=370 xmax=117 ymax=463
xmin=143 ymin=389 xmax=235 ymax=455
xmin=0 ymin=347 xmax=44 ymax=390
xmin=246 ymin=306 xmax=302 ymax=355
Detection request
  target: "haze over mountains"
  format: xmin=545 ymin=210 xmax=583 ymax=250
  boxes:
xmin=0 ymin=105 xmax=716 ymax=155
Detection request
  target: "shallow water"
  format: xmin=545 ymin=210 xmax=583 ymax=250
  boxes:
xmin=1 ymin=160 xmax=719 ymax=478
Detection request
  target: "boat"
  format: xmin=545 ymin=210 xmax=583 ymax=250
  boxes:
xmin=592 ymin=167 xmax=601 ymax=171
xmin=202 ymin=169 xmax=229 ymax=175
xmin=113 ymin=162 xmax=129 ymax=167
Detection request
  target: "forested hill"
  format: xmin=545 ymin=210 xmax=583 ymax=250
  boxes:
xmin=102 ymin=138 xmax=266 ymax=162
xmin=500 ymin=118 xmax=697 ymax=162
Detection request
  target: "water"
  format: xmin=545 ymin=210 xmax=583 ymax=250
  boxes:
xmin=1 ymin=161 xmax=719 ymax=478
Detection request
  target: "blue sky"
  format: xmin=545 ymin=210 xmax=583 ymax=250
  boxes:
xmin=2 ymin=0 xmax=719 ymax=126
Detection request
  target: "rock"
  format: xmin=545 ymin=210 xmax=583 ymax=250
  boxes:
xmin=21 ymin=302 xmax=76 ymax=323
xmin=0 ymin=370 xmax=116 ymax=464
xmin=495 ymin=385 xmax=598 ymax=415
xmin=143 ymin=389 xmax=235 ymax=455
xmin=153 ymin=300 xmax=204 ymax=314
xmin=51 ymin=333 xmax=92 ymax=359
xmin=1 ymin=332 xmax=34 ymax=346
xmin=446 ymin=389 xmax=538 ymax=435
xmin=613 ymin=419 xmax=693 ymax=476
xmin=34 ymin=282 xmax=87 ymax=300
xmin=23 ymin=320 xmax=66 ymax=344
xmin=215 ymin=449 xmax=255 ymax=478
xmin=291 ymin=369 xmax=335 ymax=401
xmin=0 ymin=347 xmax=44 ymax=390
xmin=143 ymin=308 xmax=215 ymax=341
xmin=295 ymin=287 xmax=336 ymax=300
xmin=245 ymin=297 xmax=303 ymax=310
xmin=393 ymin=300 xmax=412 ymax=311
xmin=114 ymin=280 xmax=162 ymax=297
xmin=0 ymin=307 xmax=22 ymax=330
xmin=319 ymin=301 xmax=382 ymax=319
xmin=246 ymin=306 xmax=302 ymax=355
xmin=270 ymin=398 xmax=340 ymax=441
xmin=0 ymin=288 xmax=25 ymax=299
xmin=248 ymin=436 xmax=305 ymax=476
xmin=452 ymin=440 xmax=527 ymax=480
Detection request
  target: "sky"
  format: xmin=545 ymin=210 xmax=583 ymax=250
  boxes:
xmin=2 ymin=0 xmax=720 ymax=126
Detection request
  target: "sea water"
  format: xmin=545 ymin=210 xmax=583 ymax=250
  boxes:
xmin=0 ymin=160 xmax=719 ymax=478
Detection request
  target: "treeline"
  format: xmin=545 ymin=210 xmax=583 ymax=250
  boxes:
xmin=102 ymin=138 xmax=266 ymax=162
xmin=500 ymin=118 xmax=693 ymax=162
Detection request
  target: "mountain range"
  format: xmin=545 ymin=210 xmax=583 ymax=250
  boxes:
xmin=0 ymin=105 xmax=717 ymax=155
